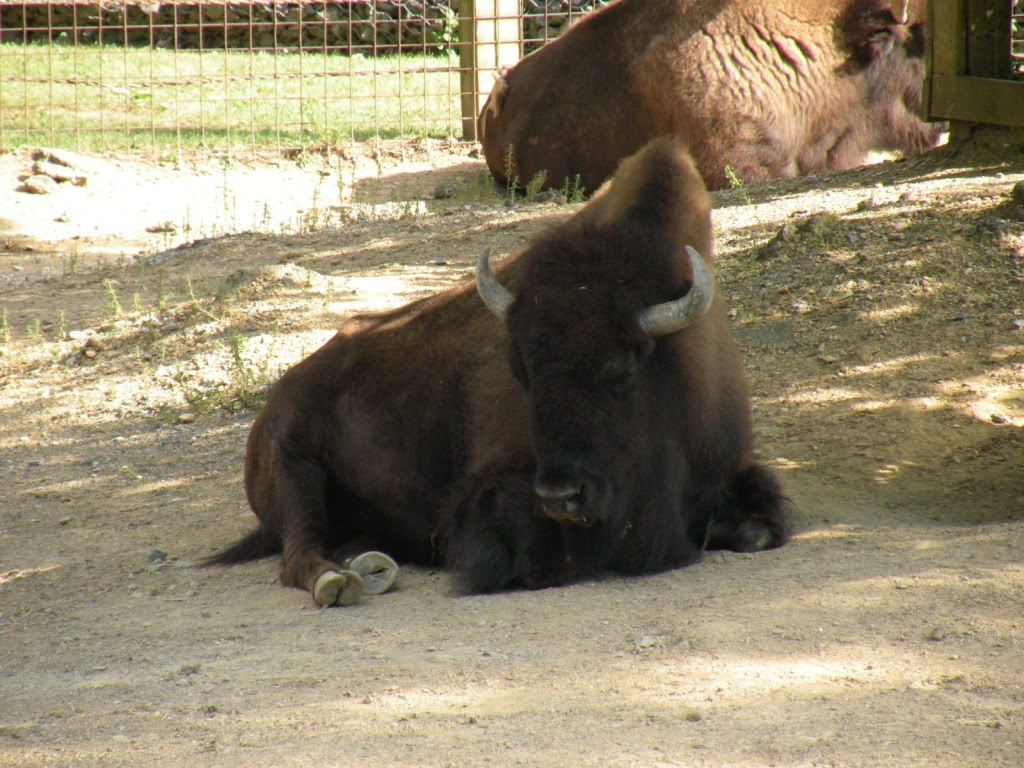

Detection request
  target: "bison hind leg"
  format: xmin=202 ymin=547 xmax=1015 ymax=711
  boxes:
xmin=707 ymin=463 xmax=791 ymax=553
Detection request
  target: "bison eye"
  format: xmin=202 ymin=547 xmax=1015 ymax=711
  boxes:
xmin=599 ymin=366 xmax=637 ymax=399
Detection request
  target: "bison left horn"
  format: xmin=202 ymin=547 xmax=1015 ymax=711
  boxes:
xmin=637 ymin=245 xmax=715 ymax=337
xmin=476 ymin=248 xmax=515 ymax=319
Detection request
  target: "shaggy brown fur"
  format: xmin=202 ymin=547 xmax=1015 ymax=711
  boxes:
xmin=206 ymin=138 xmax=788 ymax=601
xmin=479 ymin=0 xmax=941 ymax=195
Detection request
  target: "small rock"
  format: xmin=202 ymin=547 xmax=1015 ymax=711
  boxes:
xmin=432 ymin=182 xmax=456 ymax=199
xmin=1011 ymin=181 xmax=1024 ymax=207
xmin=21 ymin=174 xmax=59 ymax=194
xmin=59 ymin=517 xmax=72 ymax=526
xmin=146 ymin=221 xmax=177 ymax=234
xmin=1011 ymin=318 xmax=1024 ymax=331
xmin=178 ymin=412 xmax=196 ymax=424
xmin=81 ymin=348 xmax=98 ymax=359
xmin=791 ymin=300 xmax=812 ymax=315
xmin=926 ymin=626 xmax=947 ymax=642
xmin=149 ymin=549 xmax=167 ymax=563
xmin=990 ymin=413 xmax=1009 ymax=425
xmin=33 ymin=159 xmax=87 ymax=185
xmin=530 ymin=189 xmax=567 ymax=204
xmin=633 ymin=634 xmax=658 ymax=650
xmin=84 ymin=336 xmax=106 ymax=351
xmin=758 ymin=222 xmax=795 ymax=259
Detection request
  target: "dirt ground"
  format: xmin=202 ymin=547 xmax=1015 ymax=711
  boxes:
xmin=1 ymin=132 xmax=1022 ymax=768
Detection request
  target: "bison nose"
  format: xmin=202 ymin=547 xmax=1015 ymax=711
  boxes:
xmin=534 ymin=478 xmax=586 ymax=519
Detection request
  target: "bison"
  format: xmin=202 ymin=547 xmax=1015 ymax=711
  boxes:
xmin=479 ymin=0 xmax=942 ymax=195
xmin=206 ymin=137 xmax=789 ymax=606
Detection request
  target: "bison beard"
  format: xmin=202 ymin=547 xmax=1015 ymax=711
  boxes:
xmin=478 ymin=0 xmax=943 ymax=195
xmin=204 ymin=137 xmax=790 ymax=605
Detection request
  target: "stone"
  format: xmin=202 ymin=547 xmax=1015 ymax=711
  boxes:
xmin=21 ymin=174 xmax=59 ymax=194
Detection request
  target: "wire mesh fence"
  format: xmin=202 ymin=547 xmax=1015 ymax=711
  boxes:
xmin=1014 ymin=0 xmax=1024 ymax=77
xmin=0 ymin=1 xmax=609 ymax=159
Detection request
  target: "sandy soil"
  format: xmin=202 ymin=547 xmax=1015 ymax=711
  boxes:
xmin=1 ymin=133 xmax=1022 ymax=767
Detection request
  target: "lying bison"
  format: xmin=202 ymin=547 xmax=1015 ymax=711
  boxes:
xmin=479 ymin=0 xmax=942 ymax=194
xmin=206 ymin=138 xmax=789 ymax=606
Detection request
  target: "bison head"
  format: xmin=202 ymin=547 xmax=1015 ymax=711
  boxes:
xmin=476 ymin=237 xmax=713 ymax=529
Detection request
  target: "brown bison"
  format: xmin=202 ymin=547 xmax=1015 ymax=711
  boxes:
xmin=206 ymin=138 xmax=789 ymax=606
xmin=479 ymin=0 xmax=942 ymax=194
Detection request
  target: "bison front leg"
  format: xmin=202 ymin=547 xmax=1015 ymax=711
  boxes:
xmin=444 ymin=473 xmax=583 ymax=593
xmin=705 ymin=463 xmax=791 ymax=553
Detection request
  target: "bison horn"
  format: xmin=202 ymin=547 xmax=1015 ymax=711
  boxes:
xmin=637 ymin=245 xmax=715 ymax=337
xmin=891 ymin=0 xmax=909 ymax=24
xmin=476 ymin=248 xmax=515 ymax=319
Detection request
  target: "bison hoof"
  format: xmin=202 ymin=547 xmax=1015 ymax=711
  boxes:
xmin=312 ymin=569 xmax=365 ymax=607
xmin=344 ymin=551 xmax=399 ymax=596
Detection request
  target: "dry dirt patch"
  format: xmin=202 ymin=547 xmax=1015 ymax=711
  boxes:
xmin=1 ymin=135 xmax=1022 ymax=767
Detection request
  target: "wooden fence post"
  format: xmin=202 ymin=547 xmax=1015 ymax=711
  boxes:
xmin=458 ymin=0 xmax=523 ymax=142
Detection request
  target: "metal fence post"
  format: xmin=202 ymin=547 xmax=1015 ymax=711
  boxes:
xmin=459 ymin=0 xmax=523 ymax=142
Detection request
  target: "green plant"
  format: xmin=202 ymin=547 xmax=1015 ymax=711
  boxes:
xmin=524 ymin=170 xmax=548 ymax=199
xmin=724 ymin=164 xmax=752 ymax=205
xmin=104 ymin=279 xmax=123 ymax=318
xmin=186 ymin=277 xmax=219 ymax=322
xmin=1 ymin=308 xmax=9 ymax=346
xmin=503 ymin=144 xmax=520 ymax=199
xmin=156 ymin=269 xmax=170 ymax=315
xmin=26 ymin=318 xmax=43 ymax=344
xmin=57 ymin=311 xmax=67 ymax=341
xmin=561 ymin=173 xmax=587 ymax=204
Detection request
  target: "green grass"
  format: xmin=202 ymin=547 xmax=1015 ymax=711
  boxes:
xmin=0 ymin=43 xmax=464 ymax=155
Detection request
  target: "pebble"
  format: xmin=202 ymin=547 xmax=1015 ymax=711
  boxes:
xmin=432 ymin=182 xmax=456 ymax=199
xmin=178 ymin=412 xmax=196 ymax=424
xmin=633 ymin=634 xmax=658 ymax=650
xmin=926 ymin=626 xmax=947 ymax=642
xmin=149 ymin=549 xmax=167 ymax=563
xmin=33 ymin=159 xmax=87 ymax=185
xmin=22 ymin=174 xmax=59 ymax=194
xmin=1011 ymin=181 xmax=1024 ymax=206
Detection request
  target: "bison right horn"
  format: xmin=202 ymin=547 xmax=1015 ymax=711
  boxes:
xmin=476 ymin=247 xmax=515 ymax=319
xmin=891 ymin=0 xmax=909 ymax=24
xmin=637 ymin=245 xmax=715 ymax=337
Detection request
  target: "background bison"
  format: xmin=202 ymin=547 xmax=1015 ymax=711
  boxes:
xmin=479 ymin=0 xmax=943 ymax=194
xmin=207 ymin=138 xmax=788 ymax=605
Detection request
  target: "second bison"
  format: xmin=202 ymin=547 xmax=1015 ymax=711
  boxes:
xmin=479 ymin=0 xmax=942 ymax=194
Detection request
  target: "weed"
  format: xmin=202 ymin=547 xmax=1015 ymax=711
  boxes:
xmin=104 ymin=280 xmax=123 ymax=319
xmin=724 ymin=165 xmax=752 ymax=205
xmin=186 ymin=277 xmax=219 ymax=322
xmin=172 ymin=332 xmax=272 ymax=415
xmin=132 ymin=292 xmax=142 ymax=314
xmin=57 ymin=311 xmax=67 ymax=341
xmin=503 ymin=144 xmax=520 ymax=199
xmin=561 ymin=174 xmax=587 ymax=204
xmin=156 ymin=269 xmax=170 ymax=315
xmin=63 ymin=251 xmax=78 ymax=276
xmin=1 ymin=308 xmax=9 ymax=346
xmin=227 ymin=330 xmax=267 ymax=409
xmin=26 ymin=318 xmax=43 ymax=344
xmin=524 ymin=170 xmax=548 ymax=199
